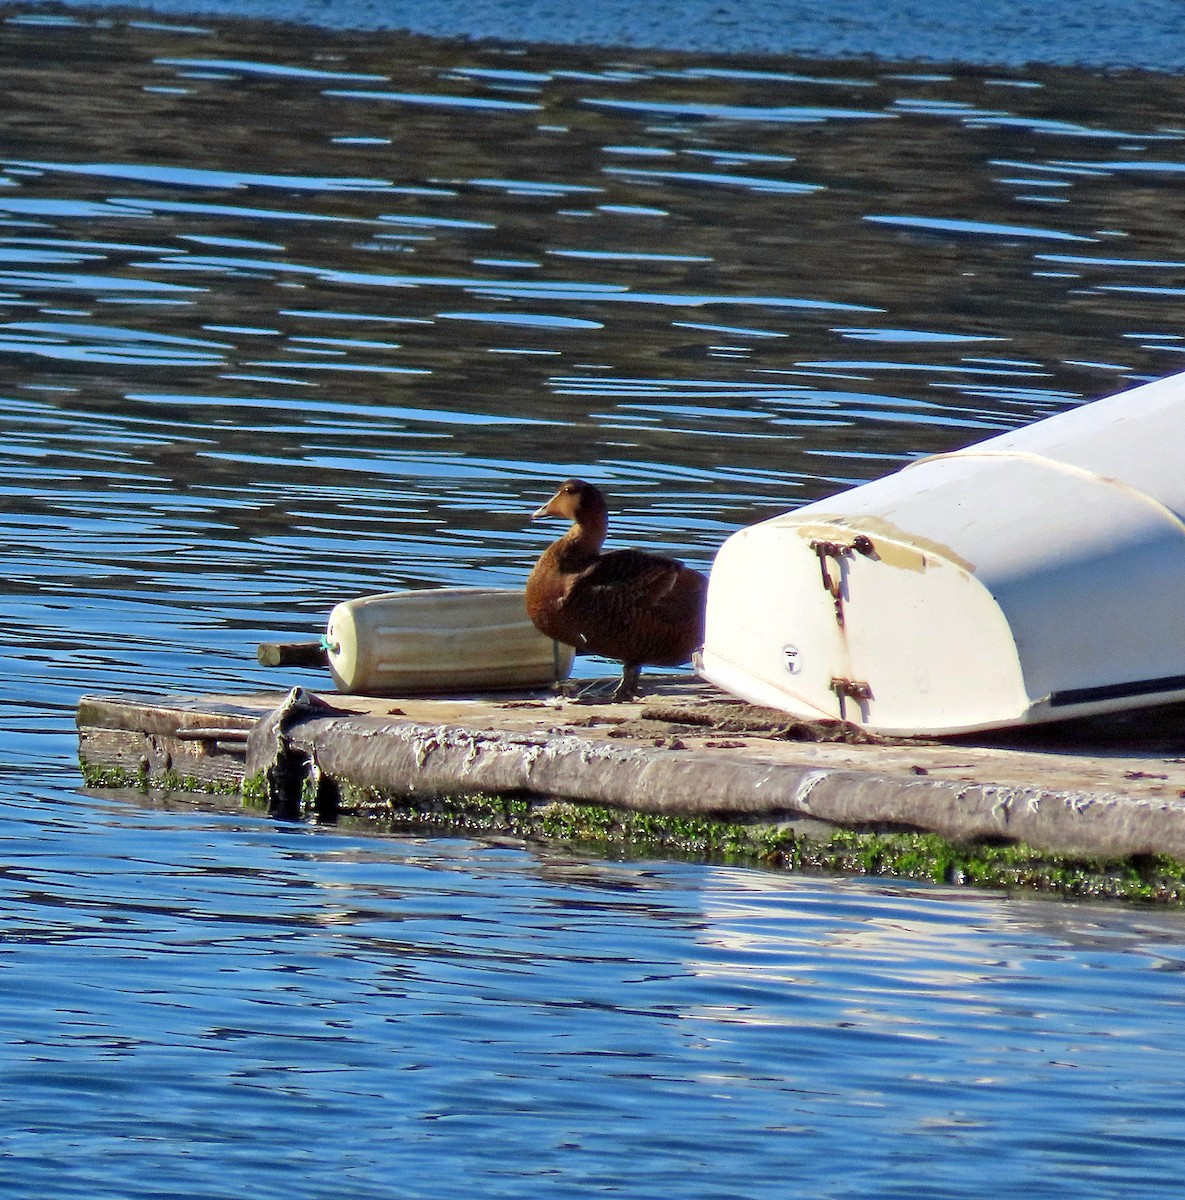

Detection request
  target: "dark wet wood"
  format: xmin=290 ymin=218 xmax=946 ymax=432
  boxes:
xmin=257 ymin=641 xmax=328 ymax=668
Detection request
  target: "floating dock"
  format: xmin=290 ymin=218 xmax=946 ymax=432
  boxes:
xmin=75 ymin=681 xmax=1185 ymax=900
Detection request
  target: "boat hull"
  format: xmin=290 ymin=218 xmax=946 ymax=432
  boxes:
xmin=699 ymin=370 xmax=1185 ymax=735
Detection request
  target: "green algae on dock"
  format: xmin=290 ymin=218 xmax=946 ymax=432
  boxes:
xmin=75 ymin=682 xmax=1185 ymax=902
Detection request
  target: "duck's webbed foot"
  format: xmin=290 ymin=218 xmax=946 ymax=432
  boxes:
xmin=611 ymin=664 xmax=642 ymax=703
xmin=553 ymin=666 xmax=644 ymax=703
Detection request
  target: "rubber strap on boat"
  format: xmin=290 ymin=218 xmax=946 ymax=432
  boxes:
xmin=1050 ymin=673 xmax=1185 ymax=708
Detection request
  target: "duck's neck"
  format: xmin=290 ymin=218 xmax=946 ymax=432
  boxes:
xmin=557 ymin=511 xmax=607 ymax=564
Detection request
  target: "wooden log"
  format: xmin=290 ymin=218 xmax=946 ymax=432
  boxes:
xmin=257 ymin=641 xmax=329 ymax=669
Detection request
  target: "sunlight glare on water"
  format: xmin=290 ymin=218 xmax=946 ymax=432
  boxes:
xmin=6 ymin=6 xmax=1185 ymax=1195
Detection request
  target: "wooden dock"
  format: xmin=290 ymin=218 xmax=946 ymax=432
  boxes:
xmin=74 ymin=679 xmax=1185 ymax=897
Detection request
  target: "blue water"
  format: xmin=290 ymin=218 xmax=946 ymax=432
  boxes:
xmin=6 ymin=783 xmax=1185 ymax=1199
xmin=7 ymin=7 xmax=1185 ymax=1195
xmin=49 ymin=0 xmax=1185 ymax=69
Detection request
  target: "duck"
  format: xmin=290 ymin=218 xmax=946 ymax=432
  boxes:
xmin=525 ymin=479 xmax=708 ymax=701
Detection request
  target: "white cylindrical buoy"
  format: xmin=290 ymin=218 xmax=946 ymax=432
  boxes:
xmin=324 ymin=587 xmax=574 ymax=695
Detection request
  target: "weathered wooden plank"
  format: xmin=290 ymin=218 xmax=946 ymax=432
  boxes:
xmin=76 ymin=693 xmax=266 ymax=792
xmin=77 ymin=724 xmax=248 ymax=791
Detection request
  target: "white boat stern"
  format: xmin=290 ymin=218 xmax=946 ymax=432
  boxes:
xmin=698 ymin=515 xmax=1032 ymax=736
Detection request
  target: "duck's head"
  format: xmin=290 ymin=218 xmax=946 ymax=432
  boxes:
xmin=531 ymin=479 xmax=608 ymax=525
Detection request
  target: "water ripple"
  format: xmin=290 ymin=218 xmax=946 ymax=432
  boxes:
xmin=0 ymin=270 xmax=203 ymax=295
xmin=326 ymin=87 xmax=542 ymax=112
xmin=583 ymin=97 xmax=895 ymax=123
xmin=6 ymin=159 xmax=397 ymax=192
xmin=0 ymin=320 xmax=229 ymax=365
xmin=437 ymin=311 xmax=604 ymax=329
xmin=866 ymin=213 xmax=1097 ymax=242
xmin=110 ymin=197 xmax=369 ymax=223
xmin=602 ymin=165 xmax=822 ymax=194
xmin=155 ymin=56 xmax=388 ymax=82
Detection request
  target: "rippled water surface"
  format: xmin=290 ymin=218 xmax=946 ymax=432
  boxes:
xmin=7 ymin=7 xmax=1185 ymax=1196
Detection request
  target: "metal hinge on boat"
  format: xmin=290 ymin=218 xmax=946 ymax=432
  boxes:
xmin=809 ymin=536 xmax=876 ymax=626
xmin=830 ymin=676 xmax=873 ymax=722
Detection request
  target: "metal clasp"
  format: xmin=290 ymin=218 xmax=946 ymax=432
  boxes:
xmin=809 ymin=536 xmax=876 ymax=627
xmin=809 ymin=539 xmax=849 ymax=625
xmin=830 ymin=676 xmax=873 ymax=722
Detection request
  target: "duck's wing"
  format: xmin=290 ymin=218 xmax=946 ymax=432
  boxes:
xmin=565 ymin=548 xmax=674 ymax=595
xmin=552 ymin=549 xmax=707 ymax=664
xmin=564 ymin=549 xmax=704 ymax=617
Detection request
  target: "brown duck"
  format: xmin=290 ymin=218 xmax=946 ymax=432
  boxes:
xmin=525 ymin=479 xmax=708 ymax=700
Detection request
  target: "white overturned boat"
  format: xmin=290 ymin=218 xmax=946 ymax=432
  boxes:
xmin=698 ymin=369 xmax=1185 ymax=735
